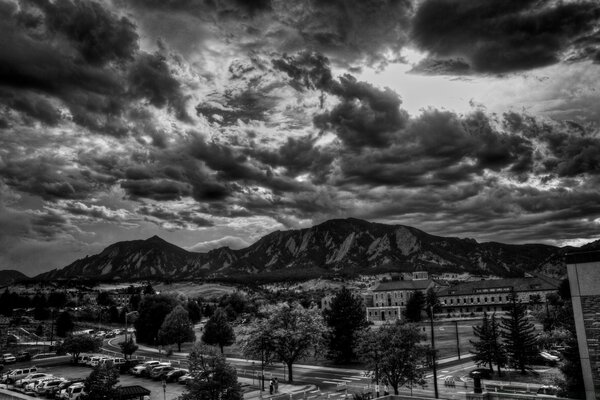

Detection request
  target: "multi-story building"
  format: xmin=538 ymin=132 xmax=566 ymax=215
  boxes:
xmin=437 ymin=275 xmax=558 ymax=315
xmin=567 ymin=250 xmax=600 ymax=400
xmin=366 ymin=272 xmax=436 ymax=323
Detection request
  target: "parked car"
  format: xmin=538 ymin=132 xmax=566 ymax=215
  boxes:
xmin=87 ymin=356 xmax=106 ymax=367
xmin=178 ymin=373 xmax=193 ymax=385
xmin=48 ymin=379 xmax=85 ymax=399
xmin=16 ymin=352 xmax=32 ymax=362
xmin=35 ymin=378 xmax=66 ymax=395
xmin=2 ymin=366 xmax=38 ymax=384
xmin=150 ymin=365 xmax=175 ymax=380
xmin=120 ymin=360 xmax=142 ymax=374
xmin=537 ymin=385 xmax=559 ymax=397
xmin=145 ymin=362 xmax=171 ymax=377
xmin=165 ymin=368 xmax=188 ymax=383
xmin=32 ymin=352 xmax=59 ymax=360
xmin=131 ymin=361 xmax=159 ymax=377
xmin=57 ymin=382 xmax=86 ymax=400
xmin=469 ymin=368 xmax=492 ymax=380
xmin=16 ymin=373 xmax=54 ymax=388
xmin=1 ymin=353 xmax=16 ymax=364
xmin=540 ymin=351 xmax=560 ymax=363
xmin=25 ymin=376 xmax=56 ymax=391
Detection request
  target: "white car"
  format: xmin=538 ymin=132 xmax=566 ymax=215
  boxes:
xmin=16 ymin=373 xmax=53 ymax=387
xmin=2 ymin=353 xmax=16 ymax=364
xmin=25 ymin=376 xmax=55 ymax=391
xmin=540 ymin=351 xmax=560 ymax=362
xmin=87 ymin=356 xmax=105 ymax=367
xmin=58 ymin=383 xmax=86 ymax=400
xmin=132 ymin=360 xmax=161 ymax=376
xmin=36 ymin=378 xmax=66 ymax=395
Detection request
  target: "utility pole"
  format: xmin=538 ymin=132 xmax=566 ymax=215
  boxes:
xmin=429 ymin=306 xmax=439 ymax=399
xmin=454 ymin=320 xmax=461 ymax=360
xmin=49 ymin=309 xmax=54 ymax=348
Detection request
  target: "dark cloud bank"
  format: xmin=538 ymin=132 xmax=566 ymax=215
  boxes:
xmin=1 ymin=0 xmax=600 ymax=273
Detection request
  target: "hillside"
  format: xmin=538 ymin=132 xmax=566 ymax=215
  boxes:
xmin=0 ymin=269 xmax=29 ymax=286
xmin=34 ymin=218 xmax=574 ymax=281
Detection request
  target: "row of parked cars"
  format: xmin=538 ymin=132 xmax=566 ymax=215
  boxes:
xmin=128 ymin=360 xmax=191 ymax=384
xmin=0 ymin=366 xmax=86 ymax=399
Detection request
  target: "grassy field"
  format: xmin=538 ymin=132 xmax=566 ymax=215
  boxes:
xmin=154 ymin=282 xmax=241 ymax=299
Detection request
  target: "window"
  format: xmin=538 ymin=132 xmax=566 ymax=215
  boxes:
xmin=491 ymin=297 xmax=495 ymax=302
xmin=470 ymin=298 xmax=474 ymax=303
xmin=450 ymin=299 xmax=454 ymax=304
xmin=484 ymin=297 xmax=488 ymax=303
xmin=477 ymin=297 xmax=481 ymax=303
xmin=463 ymin=298 xmax=467 ymax=304
xmin=444 ymin=299 xmax=447 ymax=304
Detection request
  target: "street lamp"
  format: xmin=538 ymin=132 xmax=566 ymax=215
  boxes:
xmin=453 ymin=320 xmax=460 ymax=360
xmin=429 ymin=306 xmax=439 ymax=399
xmin=162 ymin=379 xmax=167 ymax=400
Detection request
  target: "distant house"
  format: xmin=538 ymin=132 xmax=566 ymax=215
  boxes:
xmin=366 ymin=272 xmax=436 ymax=323
xmin=437 ymin=275 xmax=559 ymax=314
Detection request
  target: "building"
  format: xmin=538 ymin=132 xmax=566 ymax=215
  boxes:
xmin=109 ymin=292 xmax=135 ymax=308
xmin=437 ymin=276 xmax=559 ymax=315
xmin=366 ymin=272 xmax=436 ymax=323
xmin=567 ymin=250 xmax=600 ymax=400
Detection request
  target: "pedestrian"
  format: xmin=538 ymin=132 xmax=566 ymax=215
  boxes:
xmin=270 ymin=380 xmax=274 ymax=395
xmin=274 ymin=377 xmax=279 ymax=393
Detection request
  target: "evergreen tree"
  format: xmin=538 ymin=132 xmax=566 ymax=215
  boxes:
xmin=134 ymin=294 xmax=178 ymax=345
xmin=470 ymin=313 xmax=506 ymax=374
xmin=323 ymin=287 xmax=368 ymax=363
xmin=404 ymin=291 xmax=425 ymax=322
xmin=202 ymin=309 xmax=235 ymax=354
xmin=81 ymin=364 xmax=119 ymax=400
xmin=501 ymin=293 xmax=538 ymax=374
xmin=118 ymin=337 xmax=139 ymax=360
xmin=187 ymin=300 xmax=203 ymax=323
xmin=425 ymin=287 xmax=441 ymax=319
xmin=55 ymin=311 xmax=74 ymax=337
xmin=158 ymin=305 xmax=196 ymax=351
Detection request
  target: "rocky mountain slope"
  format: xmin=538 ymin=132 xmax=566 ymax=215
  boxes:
xmin=35 ymin=218 xmax=585 ymax=281
xmin=0 ymin=269 xmax=29 ymax=286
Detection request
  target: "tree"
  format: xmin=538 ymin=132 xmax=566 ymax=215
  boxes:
xmin=129 ymin=294 xmax=141 ymax=311
xmin=202 ymin=309 xmax=235 ymax=354
xmin=118 ymin=337 xmax=139 ymax=360
xmin=143 ymin=283 xmax=155 ymax=295
xmin=48 ymin=291 xmax=68 ymax=308
xmin=357 ymin=323 xmax=428 ymax=395
xmin=323 ymin=287 xmax=368 ymax=363
xmin=470 ymin=312 xmax=506 ymax=374
xmin=187 ymin=300 xmax=202 ymax=323
xmin=55 ymin=311 xmax=74 ymax=337
xmin=501 ymin=293 xmax=538 ymax=374
xmin=180 ymin=343 xmax=242 ymax=400
xmin=81 ymin=364 xmax=119 ymax=400
xmin=158 ymin=305 xmax=196 ymax=352
xmin=241 ymin=302 xmax=327 ymax=382
xmin=96 ymin=292 xmax=114 ymax=307
xmin=58 ymin=335 xmax=102 ymax=364
xmin=134 ymin=294 xmax=178 ymax=345
xmin=425 ymin=288 xmax=441 ymax=319
xmin=404 ymin=291 xmax=425 ymax=322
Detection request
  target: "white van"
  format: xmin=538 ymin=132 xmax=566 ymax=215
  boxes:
xmin=58 ymin=383 xmax=86 ymax=400
xmin=2 ymin=366 xmax=39 ymax=384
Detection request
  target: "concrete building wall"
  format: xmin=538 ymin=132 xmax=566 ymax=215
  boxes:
xmin=567 ymin=253 xmax=600 ymax=400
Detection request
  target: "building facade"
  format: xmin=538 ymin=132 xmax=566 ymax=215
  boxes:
xmin=437 ymin=276 xmax=559 ymax=315
xmin=366 ymin=272 xmax=436 ymax=323
xmin=567 ymin=250 xmax=600 ymax=400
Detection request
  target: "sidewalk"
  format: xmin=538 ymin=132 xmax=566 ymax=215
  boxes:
xmin=241 ymin=377 xmax=315 ymax=400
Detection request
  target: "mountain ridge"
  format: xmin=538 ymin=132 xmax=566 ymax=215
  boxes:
xmin=34 ymin=218 xmax=591 ymax=281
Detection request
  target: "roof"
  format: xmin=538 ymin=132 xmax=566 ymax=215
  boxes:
xmin=118 ymin=385 xmax=151 ymax=399
xmin=437 ymin=277 xmax=559 ymax=297
xmin=373 ymin=279 xmax=434 ymax=292
xmin=566 ymin=250 xmax=600 ymax=264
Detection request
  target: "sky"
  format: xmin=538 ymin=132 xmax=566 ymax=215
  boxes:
xmin=1 ymin=0 xmax=600 ymax=276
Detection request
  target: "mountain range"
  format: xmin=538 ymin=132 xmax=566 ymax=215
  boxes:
xmin=0 ymin=269 xmax=29 ymax=286
xmin=26 ymin=218 xmax=597 ymax=282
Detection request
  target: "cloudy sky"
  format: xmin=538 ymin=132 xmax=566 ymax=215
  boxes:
xmin=1 ymin=0 xmax=600 ymax=276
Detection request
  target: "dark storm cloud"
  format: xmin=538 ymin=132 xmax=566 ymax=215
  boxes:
xmin=314 ymin=74 xmax=410 ymax=149
xmin=196 ymin=89 xmax=280 ymax=126
xmin=121 ymin=179 xmax=192 ymax=201
xmin=129 ymin=52 xmax=190 ymax=120
xmin=0 ymin=91 xmax=62 ymax=126
xmin=409 ymin=57 xmax=471 ymax=75
xmin=0 ymin=156 xmax=96 ymax=200
xmin=412 ymin=0 xmax=600 ymax=73
xmin=188 ymin=137 xmax=308 ymax=193
xmin=137 ymin=205 xmax=213 ymax=228
xmin=272 ymin=51 xmax=333 ymax=92
xmin=33 ymin=0 xmax=139 ymax=65
xmin=336 ymin=110 xmax=535 ymax=187
xmin=250 ymin=135 xmax=335 ymax=182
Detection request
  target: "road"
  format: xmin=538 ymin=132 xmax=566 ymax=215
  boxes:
xmin=103 ymin=334 xmax=478 ymax=399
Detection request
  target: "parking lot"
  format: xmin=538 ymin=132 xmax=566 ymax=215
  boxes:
xmin=2 ymin=363 xmax=186 ymax=400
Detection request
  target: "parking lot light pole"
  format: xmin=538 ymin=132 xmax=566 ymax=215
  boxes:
xmin=453 ymin=320 xmax=460 ymax=360
xmin=429 ymin=306 xmax=439 ymax=399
